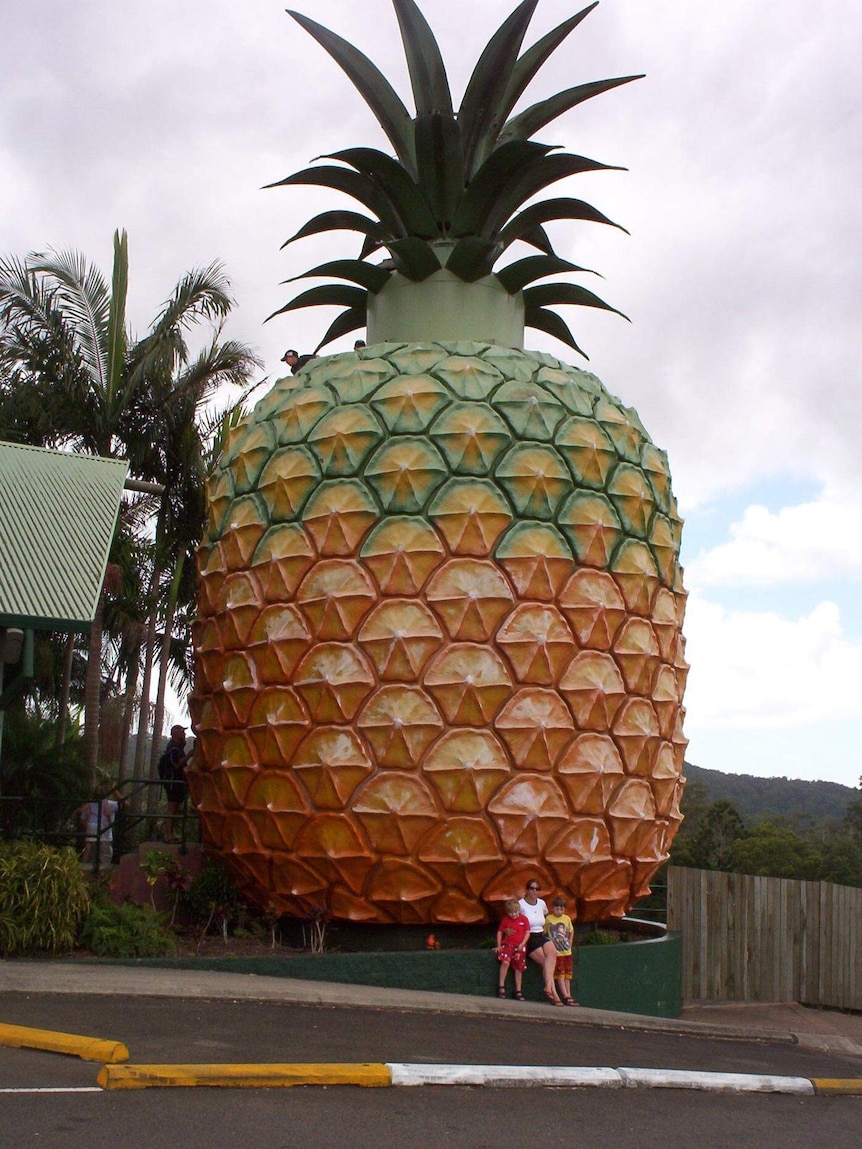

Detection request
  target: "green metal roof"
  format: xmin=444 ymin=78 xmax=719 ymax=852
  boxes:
xmin=0 ymin=440 xmax=129 ymax=632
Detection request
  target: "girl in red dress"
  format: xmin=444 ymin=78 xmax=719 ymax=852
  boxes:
xmin=495 ymin=898 xmax=530 ymax=1000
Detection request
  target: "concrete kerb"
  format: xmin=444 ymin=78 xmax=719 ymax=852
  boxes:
xmin=95 ymin=1061 xmax=862 ymax=1094
xmin=5 ymin=961 xmax=862 ymax=1095
xmin=0 ymin=1021 xmax=128 ymax=1064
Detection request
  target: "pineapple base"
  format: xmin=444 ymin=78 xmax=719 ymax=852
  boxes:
xmin=190 ymin=342 xmax=688 ymax=925
xmin=367 ymin=268 xmax=525 ymax=349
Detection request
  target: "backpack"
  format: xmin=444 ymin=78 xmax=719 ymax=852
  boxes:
xmin=157 ymin=747 xmax=173 ymax=781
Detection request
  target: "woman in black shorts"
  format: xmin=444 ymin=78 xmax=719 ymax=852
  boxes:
xmin=518 ymin=879 xmax=563 ymax=1005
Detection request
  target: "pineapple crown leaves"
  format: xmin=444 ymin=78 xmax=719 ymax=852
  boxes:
xmin=268 ymin=0 xmax=642 ymax=355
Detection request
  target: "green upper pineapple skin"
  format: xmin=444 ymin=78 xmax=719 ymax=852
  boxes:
xmin=209 ymin=342 xmax=681 ymax=554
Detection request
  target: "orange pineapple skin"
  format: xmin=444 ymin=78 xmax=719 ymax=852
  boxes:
xmin=190 ymin=343 xmax=688 ymax=924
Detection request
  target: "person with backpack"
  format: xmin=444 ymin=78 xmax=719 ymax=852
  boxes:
xmin=158 ymin=725 xmax=191 ymax=843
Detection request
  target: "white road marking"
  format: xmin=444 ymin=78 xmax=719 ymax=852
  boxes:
xmin=0 ymin=1087 xmax=103 ymax=1093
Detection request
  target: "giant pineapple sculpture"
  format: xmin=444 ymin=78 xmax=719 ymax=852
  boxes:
xmin=189 ymin=0 xmax=688 ymax=925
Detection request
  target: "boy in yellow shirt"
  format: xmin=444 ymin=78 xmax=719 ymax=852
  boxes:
xmin=544 ymin=896 xmax=577 ymax=1006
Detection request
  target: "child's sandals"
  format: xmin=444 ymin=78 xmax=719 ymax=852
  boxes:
xmin=563 ymin=997 xmax=578 ymax=1007
xmin=497 ymin=986 xmax=507 ymax=998
xmin=544 ymin=990 xmax=564 ymax=1006
xmin=513 ymin=991 xmax=526 ymax=1001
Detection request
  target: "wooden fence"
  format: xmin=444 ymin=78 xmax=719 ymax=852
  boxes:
xmin=666 ymin=866 xmax=862 ymax=1009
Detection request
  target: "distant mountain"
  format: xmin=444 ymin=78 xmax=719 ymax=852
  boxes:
xmin=682 ymin=761 xmax=859 ymax=827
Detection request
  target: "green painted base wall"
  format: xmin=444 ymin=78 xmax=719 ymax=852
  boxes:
xmin=107 ymin=932 xmax=681 ymax=1019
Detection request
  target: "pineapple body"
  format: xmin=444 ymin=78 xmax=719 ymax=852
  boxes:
xmin=190 ymin=342 xmax=688 ymax=924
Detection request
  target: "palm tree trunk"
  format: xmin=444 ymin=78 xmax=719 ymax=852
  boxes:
xmin=134 ymin=509 xmax=165 ymax=814
xmin=83 ymin=565 xmax=121 ymax=788
xmin=55 ymin=633 xmax=76 ymax=748
xmin=84 ymin=586 xmax=107 ymax=788
xmin=117 ymin=647 xmax=141 ymax=785
xmin=149 ymin=555 xmax=185 ymax=781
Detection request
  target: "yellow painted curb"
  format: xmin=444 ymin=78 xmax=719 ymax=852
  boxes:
xmin=812 ymin=1078 xmax=862 ymax=1096
xmin=97 ymin=1062 xmax=392 ymax=1090
xmin=0 ymin=1022 xmax=129 ymax=1064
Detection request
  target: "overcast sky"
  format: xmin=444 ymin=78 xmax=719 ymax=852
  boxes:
xmin=3 ymin=0 xmax=860 ymax=788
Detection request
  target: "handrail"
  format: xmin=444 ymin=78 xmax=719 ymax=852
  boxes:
xmin=0 ymin=778 xmax=198 ymax=871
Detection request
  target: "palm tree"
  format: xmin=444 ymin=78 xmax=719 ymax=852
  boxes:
xmin=132 ymin=341 xmax=262 ymax=791
xmin=0 ymin=230 xmax=261 ymax=786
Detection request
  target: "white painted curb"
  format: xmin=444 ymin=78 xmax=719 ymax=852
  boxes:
xmin=617 ymin=1067 xmax=814 ymax=1094
xmin=388 ymin=1064 xmax=621 ymax=1088
xmin=387 ymin=1064 xmax=818 ymax=1094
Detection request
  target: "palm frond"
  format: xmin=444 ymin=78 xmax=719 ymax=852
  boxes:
xmin=27 ymin=246 xmax=111 ymax=395
xmin=105 ymin=230 xmax=129 ymax=413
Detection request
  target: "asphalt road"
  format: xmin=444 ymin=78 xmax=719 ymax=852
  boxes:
xmin=1 ymin=994 xmax=861 ymax=1148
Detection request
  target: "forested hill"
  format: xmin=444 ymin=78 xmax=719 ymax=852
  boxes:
xmin=683 ymin=762 xmax=859 ymax=825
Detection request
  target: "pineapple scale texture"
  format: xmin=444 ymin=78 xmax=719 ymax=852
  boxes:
xmin=190 ymin=342 xmax=688 ymax=924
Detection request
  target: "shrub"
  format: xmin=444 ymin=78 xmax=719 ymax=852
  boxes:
xmin=182 ymin=858 xmax=245 ymax=940
xmin=0 ymin=840 xmax=90 ymax=955
xmin=582 ymin=928 xmax=622 ymax=946
xmin=78 ymin=896 xmax=177 ymax=958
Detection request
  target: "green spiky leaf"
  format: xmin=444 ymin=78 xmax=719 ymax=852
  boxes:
xmin=518 ymin=224 xmax=557 ymax=256
xmin=266 ymin=283 xmax=367 ymax=322
xmin=507 ymin=4 xmax=598 ymax=105
xmin=387 ymin=238 xmax=442 ymax=281
xmin=472 ymin=3 xmax=599 ymax=171
xmin=267 ymin=165 xmax=406 ymax=236
xmin=315 ymin=305 xmax=368 ymax=351
xmin=459 ymin=0 xmax=539 ymax=179
xmin=414 ymin=114 xmax=465 ymax=226
xmin=451 ymin=141 xmax=553 ymax=237
xmin=523 ymin=281 xmax=628 ymax=320
xmin=327 ymin=149 xmax=438 ymax=236
xmin=496 ymin=255 xmax=595 ymax=295
xmin=445 ymin=238 xmax=504 ymax=282
xmin=524 ymin=302 xmax=589 ymax=358
xmin=359 ymin=234 xmax=385 ymax=260
xmin=287 ymin=260 xmax=391 ymax=293
xmin=501 ymin=75 xmax=644 ymax=144
xmin=282 ymin=210 xmax=389 ymax=250
xmin=287 ymin=10 xmax=417 ymax=175
xmin=482 ymin=153 xmax=624 ymax=239
xmin=393 ymin=0 xmax=453 ymax=116
xmin=499 ymin=197 xmax=627 ymax=253
xmin=278 ymin=2 xmax=639 ymax=347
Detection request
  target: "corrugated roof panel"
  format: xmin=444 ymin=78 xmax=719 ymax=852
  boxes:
xmin=0 ymin=440 xmax=129 ymax=632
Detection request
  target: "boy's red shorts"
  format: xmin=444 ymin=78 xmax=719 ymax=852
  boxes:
xmin=554 ymin=954 xmax=573 ymax=979
xmin=498 ymin=943 xmax=526 ymax=972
